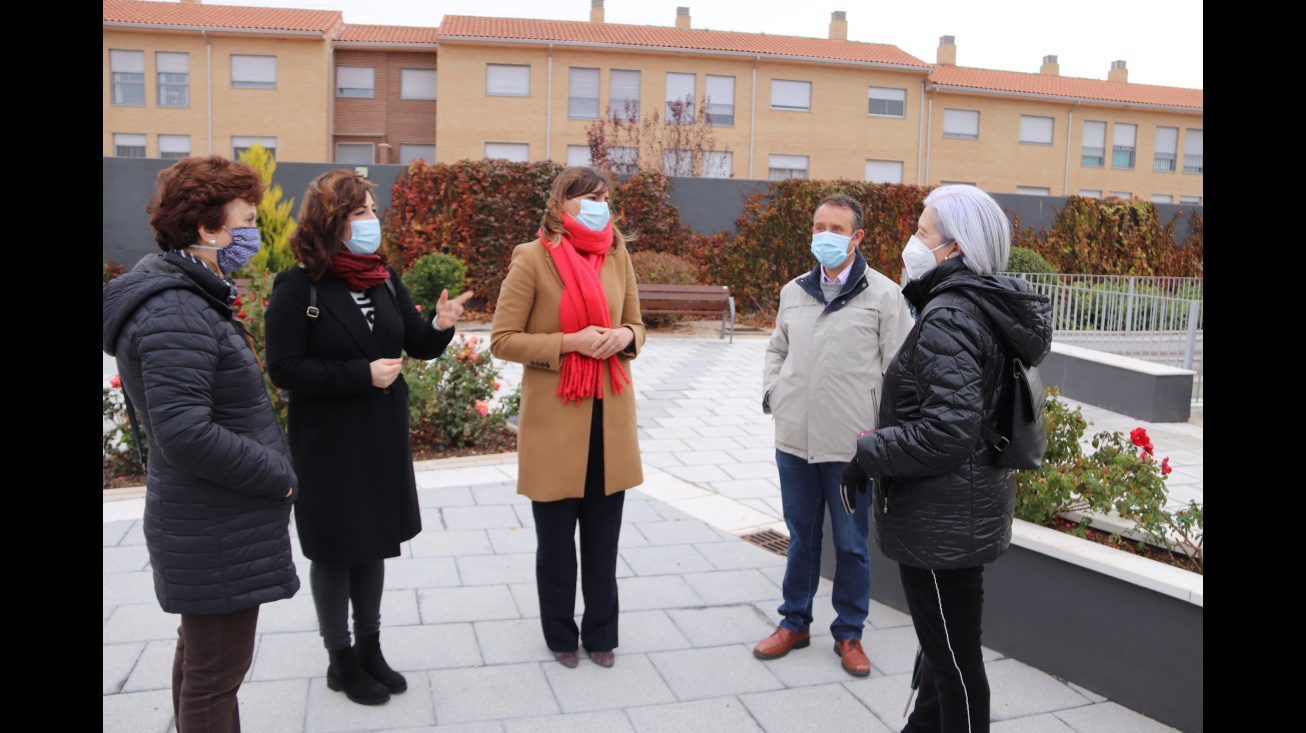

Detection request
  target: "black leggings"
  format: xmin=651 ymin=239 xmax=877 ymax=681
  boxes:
xmin=309 ymin=559 xmax=385 ymax=651
xmin=900 ymin=563 xmax=990 ymax=733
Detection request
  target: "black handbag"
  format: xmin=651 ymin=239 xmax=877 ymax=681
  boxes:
xmin=980 ymin=355 xmax=1047 ymax=470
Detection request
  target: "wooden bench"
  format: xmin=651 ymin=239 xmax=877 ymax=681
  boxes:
xmin=637 ymin=284 xmax=736 ymax=343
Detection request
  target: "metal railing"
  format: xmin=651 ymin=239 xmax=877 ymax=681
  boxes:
xmin=1183 ymin=154 xmax=1203 ymax=174
xmin=1002 ymin=273 xmax=1204 ymax=403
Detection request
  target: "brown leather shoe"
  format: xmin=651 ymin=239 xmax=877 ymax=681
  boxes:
xmin=753 ymin=627 xmax=811 ymax=659
xmin=589 ymin=650 xmax=615 ymax=668
xmin=834 ymin=639 xmax=870 ymax=677
xmin=554 ymin=651 xmax=580 ymax=668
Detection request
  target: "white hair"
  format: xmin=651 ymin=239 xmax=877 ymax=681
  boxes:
xmin=923 ymin=185 xmax=1011 ymax=274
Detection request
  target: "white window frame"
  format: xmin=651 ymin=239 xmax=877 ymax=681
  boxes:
xmin=1112 ymin=123 xmax=1137 ymax=170
xmin=335 ymin=142 xmax=375 ymax=164
xmin=336 ymin=66 xmax=375 ymax=98
xmin=1179 ymin=195 xmax=1201 ymax=205
xmin=566 ymin=145 xmax=592 ymax=168
xmin=484 ymin=142 xmax=528 ymax=162
xmin=110 ymin=49 xmax=145 ymax=106
xmin=1019 ymin=115 xmax=1054 ymax=145
xmin=1016 ymin=186 xmax=1052 ymax=196
xmin=400 ymin=68 xmax=437 ymax=100
xmin=705 ymin=75 xmax=734 ymax=126
xmin=770 ymin=79 xmax=812 ymax=112
xmin=865 ymin=159 xmax=904 ymax=184
xmin=114 ymin=133 xmax=147 ymax=158
xmin=1078 ymin=189 xmax=1102 ymax=199
xmin=1150 ymin=194 xmax=1173 ymax=204
xmin=702 ymin=150 xmax=732 ymax=178
xmin=942 ymin=109 xmax=980 ymax=139
xmin=486 ymin=64 xmax=530 ymax=97
xmin=665 ymin=72 xmax=695 ymax=124
xmin=1183 ymin=128 xmax=1203 ymax=174
xmin=610 ymin=69 xmax=640 ymax=122
xmin=156 ymin=52 xmax=189 ymax=108
xmin=158 ymin=134 xmax=190 ymax=159
xmin=608 ymin=146 xmax=638 ymax=175
xmin=399 ymin=144 xmax=436 ymax=165
xmin=867 ymin=86 xmax=906 ymax=118
xmin=568 ymin=67 xmax=600 ymax=119
xmin=768 ymin=153 xmax=808 ymax=181
xmin=231 ymin=55 xmax=277 ymax=89
xmin=232 ymin=135 xmax=277 ymax=159
xmin=1154 ymin=126 xmax=1178 ymax=172
xmin=1081 ymin=120 xmax=1107 ymax=167
xmin=1108 ymin=191 xmax=1133 ymax=199
xmin=662 ymin=148 xmax=694 ymax=177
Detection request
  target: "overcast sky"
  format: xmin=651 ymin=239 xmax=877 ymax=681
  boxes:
xmin=184 ymin=0 xmax=1203 ymax=90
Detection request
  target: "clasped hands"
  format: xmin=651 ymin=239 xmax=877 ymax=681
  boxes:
xmin=564 ymin=324 xmax=633 ymax=359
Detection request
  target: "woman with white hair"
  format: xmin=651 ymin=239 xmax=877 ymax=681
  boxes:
xmin=839 ymin=185 xmax=1053 ymax=732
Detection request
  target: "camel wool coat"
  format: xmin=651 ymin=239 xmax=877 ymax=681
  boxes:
xmin=491 ymin=237 xmax=646 ymax=502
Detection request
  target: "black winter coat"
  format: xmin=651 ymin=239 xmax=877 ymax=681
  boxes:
xmin=102 ymin=251 xmax=300 ymax=615
xmin=264 ymin=266 xmax=454 ymax=565
xmin=854 ymin=257 xmax=1052 ymax=569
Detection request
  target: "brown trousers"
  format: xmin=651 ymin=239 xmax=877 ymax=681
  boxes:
xmin=171 ymin=606 xmax=260 ymax=733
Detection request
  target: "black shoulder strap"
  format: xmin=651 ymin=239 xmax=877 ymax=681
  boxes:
xmin=123 ymin=393 xmax=148 ymax=469
xmin=306 ymin=277 xmax=395 ymax=319
xmin=923 ymin=293 xmax=1016 ymax=452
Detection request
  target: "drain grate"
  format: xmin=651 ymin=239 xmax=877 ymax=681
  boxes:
xmin=739 ymin=528 xmax=790 ymax=557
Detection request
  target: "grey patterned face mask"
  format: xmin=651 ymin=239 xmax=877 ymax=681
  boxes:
xmin=193 ymin=226 xmax=261 ymax=275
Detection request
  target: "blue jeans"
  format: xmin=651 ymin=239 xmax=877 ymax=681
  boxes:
xmin=775 ymin=448 xmax=871 ymax=641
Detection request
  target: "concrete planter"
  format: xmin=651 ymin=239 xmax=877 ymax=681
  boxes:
xmin=822 ymin=517 xmax=1204 ymax=732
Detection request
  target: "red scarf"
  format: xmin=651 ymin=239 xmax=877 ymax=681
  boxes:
xmin=331 ymin=251 xmax=390 ymax=291
xmin=540 ymin=214 xmax=631 ymax=405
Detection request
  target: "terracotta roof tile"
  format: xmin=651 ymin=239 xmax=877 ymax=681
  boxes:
xmin=929 ymin=65 xmax=1202 ymax=110
xmin=437 ymin=15 xmax=931 ymax=69
xmin=338 ymin=24 xmax=440 ymax=44
xmin=103 ymin=0 xmax=340 ymax=34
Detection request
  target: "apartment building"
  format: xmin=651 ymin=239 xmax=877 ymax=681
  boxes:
xmin=103 ymin=0 xmax=1202 ymax=202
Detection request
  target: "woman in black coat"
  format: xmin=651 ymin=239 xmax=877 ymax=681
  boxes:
xmin=841 ymin=185 xmax=1052 ymax=733
xmin=264 ymin=169 xmax=472 ymax=706
xmin=102 ymin=155 xmax=299 ymax=733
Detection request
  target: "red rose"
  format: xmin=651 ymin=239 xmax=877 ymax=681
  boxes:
xmin=493 ymin=382 xmax=501 ymax=391
xmin=1161 ymin=457 xmax=1172 ymax=475
xmin=236 ymin=309 xmax=248 ymax=319
xmin=415 ymin=304 xmax=422 ymax=312
xmin=232 ymin=296 xmax=242 ymax=308
xmin=110 ymin=375 xmax=121 ymax=389
xmin=1129 ymin=427 xmax=1149 ymax=447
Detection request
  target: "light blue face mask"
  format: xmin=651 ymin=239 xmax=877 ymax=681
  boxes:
xmin=571 ymin=198 xmax=611 ymax=232
xmin=343 ymin=218 xmax=382 ymax=255
xmin=811 ymin=231 xmax=853 ymax=269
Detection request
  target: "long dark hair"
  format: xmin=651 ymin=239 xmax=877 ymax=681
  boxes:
xmin=289 ymin=169 xmax=382 ymax=281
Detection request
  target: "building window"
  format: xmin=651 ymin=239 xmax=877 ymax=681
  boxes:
xmin=156 ymin=52 xmax=189 ymax=107
xmin=1183 ymin=129 xmax=1203 ymax=173
xmin=335 ymin=142 xmax=375 ymax=164
xmin=1154 ymin=126 xmax=1178 ymax=172
xmin=566 ymin=145 xmax=592 ymax=167
xmin=114 ymin=133 xmax=147 ymax=158
xmin=703 ymin=150 xmax=732 ymax=178
xmin=610 ymin=69 xmax=640 ymax=122
xmin=608 ymin=146 xmax=638 ymax=175
xmin=158 ymin=134 xmax=190 ymax=159
xmin=867 ymin=86 xmax=906 ymax=118
xmin=1112 ymin=123 xmax=1136 ymax=169
xmin=110 ymin=50 xmax=145 ymax=106
xmin=1108 ymin=191 xmax=1132 ymax=199
xmin=768 ymin=154 xmax=808 ymax=180
xmin=484 ymin=142 xmax=528 ymax=162
xmin=232 ymin=135 xmax=276 ymax=159
xmin=1078 ymin=189 xmax=1102 ymax=199
xmin=231 ymin=55 xmax=277 ymax=89
xmin=569 ymin=67 xmax=600 ymax=119
xmin=665 ymin=72 xmax=695 ymax=124
xmin=399 ymin=144 xmax=436 ymax=165
xmin=662 ymin=149 xmax=694 ymax=176
xmin=771 ymin=79 xmax=811 ymax=112
xmin=1081 ymin=120 xmax=1106 ymax=166
xmin=400 ymin=68 xmax=437 ymax=100
xmin=865 ymin=159 xmax=903 ymax=184
xmin=942 ymin=109 xmax=979 ymax=139
xmin=336 ymin=66 xmax=375 ymax=98
xmin=1150 ymin=194 xmax=1173 ymax=204
xmin=1019 ymin=115 xmax=1054 ymax=145
xmin=1179 ymin=195 xmax=1201 ymax=205
xmin=1016 ymin=186 xmax=1051 ymax=196
xmin=705 ymin=75 xmax=734 ymax=126
xmin=486 ymin=64 xmax=530 ymax=97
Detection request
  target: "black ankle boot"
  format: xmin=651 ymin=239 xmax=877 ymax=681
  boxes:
xmin=356 ymin=631 xmax=408 ymax=693
xmin=326 ymin=647 xmax=390 ymax=705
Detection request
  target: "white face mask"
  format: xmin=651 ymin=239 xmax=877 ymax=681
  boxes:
xmin=901 ymin=235 xmax=952 ymax=280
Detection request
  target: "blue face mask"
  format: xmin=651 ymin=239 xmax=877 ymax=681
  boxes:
xmin=570 ymin=198 xmax=611 ymax=232
xmin=193 ymin=226 xmax=261 ymax=275
xmin=811 ymin=231 xmax=853 ymax=269
xmin=344 ymin=218 xmax=382 ymax=255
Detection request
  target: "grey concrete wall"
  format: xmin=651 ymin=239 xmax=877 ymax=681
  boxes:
xmin=1039 ymin=345 xmax=1194 ymax=423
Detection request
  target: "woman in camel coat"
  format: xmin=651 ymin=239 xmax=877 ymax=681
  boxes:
xmin=491 ymin=166 xmax=646 ymax=670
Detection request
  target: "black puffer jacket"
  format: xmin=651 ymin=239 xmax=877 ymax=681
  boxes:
xmin=102 ymin=251 xmax=300 ymax=615
xmin=854 ymin=257 xmax=1052 ymax=569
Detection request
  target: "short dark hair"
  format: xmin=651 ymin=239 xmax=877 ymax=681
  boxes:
xmin=817 ymin=193 xmax=864 ymax=232
xmin=146 ymin=156 xmax=265 ymax=252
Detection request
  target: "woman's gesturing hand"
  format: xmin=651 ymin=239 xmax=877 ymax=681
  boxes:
xmin=370 ymin=357 xmax=403 ymax=388
xmin=435 ymin=289 xmax=475 ymax=330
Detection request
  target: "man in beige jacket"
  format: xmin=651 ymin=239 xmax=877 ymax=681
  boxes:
xmin=754 ymin=193 xmax=913 ymax=676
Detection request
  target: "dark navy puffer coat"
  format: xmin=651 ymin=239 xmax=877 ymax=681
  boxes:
xmin=854 ymin=257 xmax=1052 ymax=569
xmin=102 ymin=251 xmax=300 ymax=615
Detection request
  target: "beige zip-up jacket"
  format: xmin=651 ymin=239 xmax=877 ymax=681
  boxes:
xmin=763 ymin=257 xmax=913 ymax=463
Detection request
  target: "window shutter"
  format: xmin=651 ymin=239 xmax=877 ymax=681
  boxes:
xmin=1185 ymin=129 xmax=1203 ymax=155
xmin=484 ymin=143 xmax=528 ymax=162
xmin=401 ymin=69 xmax=437 ymax=99
xmin=943 ymin=109 xmax=979 ymax=137
xmin=487 ymin=65 xmax=530 ymax=96
xmin=703 ymin=151 xmax=732 ymax=178
xmin=399 ymin=144 xmax=436 ymax=165
xmin=867 ymin=86 xmax=906 ymax=116
xmin=771 ymin=80 xmax=811 ymax=110
xmin=110 ymin=50 xmax=144 ymax=72
xmin=156 ymin=52 xmax=188 ymax=74
xmin=610 ymin=70 xmax=640 ymax=119
xmin=1113 ymin=123 xmax=1136 ymax=147
xmin=232 ymin=55 xmax=276 ymax=84
xmin=337 ymin=66 xmax=374 ymax=90
xmin=158 ymin=134 xmax=190 ymax=155
xmin=566 ymin=145 xmax=592 ymax=167
xmin=1082 ymin=121 xmax=1106 ymax=147
xmin=665 ymin=72 xmax=694 ymax=102
xmin=769 ymin=154 xmax=807 ymax=170
xmin=865 ymin=160 xmax=903 ymax=184
xmin=1155 ymin=126 xmax=1178 ymax=154
xmin=1020 ymin=116 xmax=1053 ymax=144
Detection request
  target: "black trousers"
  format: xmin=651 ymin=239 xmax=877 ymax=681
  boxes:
xmin=171 ymin=605 xmax=260 ymax=733
xmin=309 ymin=559 xmax=385 ymax=650
xmin=531 ymin=397 xmax=625 ymax=653
xmin=900 ymin=563 xmax=990 ymax=733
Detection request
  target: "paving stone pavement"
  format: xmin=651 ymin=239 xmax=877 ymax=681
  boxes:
xmin=103 ymin=330 xmax=1199 ymax=732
